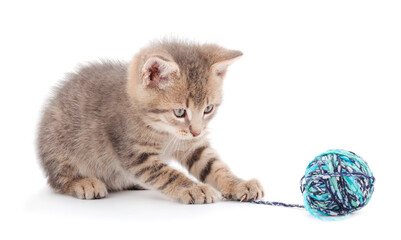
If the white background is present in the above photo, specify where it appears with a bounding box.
[1,0,400,239]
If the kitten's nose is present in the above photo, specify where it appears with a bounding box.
[189,125,201,137]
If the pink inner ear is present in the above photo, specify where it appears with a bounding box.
[147,61,169,88]
[149,62,160,81]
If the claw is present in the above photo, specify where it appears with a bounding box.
[240,194,247,202]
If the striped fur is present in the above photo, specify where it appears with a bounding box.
[37,40,263,203]
[179,146,264,202]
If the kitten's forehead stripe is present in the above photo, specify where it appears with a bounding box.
[161,42,211,107]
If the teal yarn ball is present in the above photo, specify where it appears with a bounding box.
[301,149,375,219]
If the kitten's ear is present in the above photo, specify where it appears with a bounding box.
[210,49,243,78]
[141,57,180,89]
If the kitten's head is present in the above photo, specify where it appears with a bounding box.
[128,40,242,140]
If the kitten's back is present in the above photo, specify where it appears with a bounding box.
[38,60,131,191]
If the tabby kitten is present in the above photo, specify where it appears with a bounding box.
[38,40,264,203]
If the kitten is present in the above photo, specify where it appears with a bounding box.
[37,40,264,203]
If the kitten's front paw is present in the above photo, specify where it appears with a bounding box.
[179,184,218,204]
[222,179,264,202]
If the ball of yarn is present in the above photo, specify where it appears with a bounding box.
[301,149,375,219]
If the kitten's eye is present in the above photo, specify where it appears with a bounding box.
[204,105,214,114]
[173,108,186,118]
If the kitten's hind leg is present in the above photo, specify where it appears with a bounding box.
[69,178,108,200]
[45,160,108,199]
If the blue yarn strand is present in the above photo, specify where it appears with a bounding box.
[249,200,304,209]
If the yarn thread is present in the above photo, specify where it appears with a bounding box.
[249,150,375,220]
